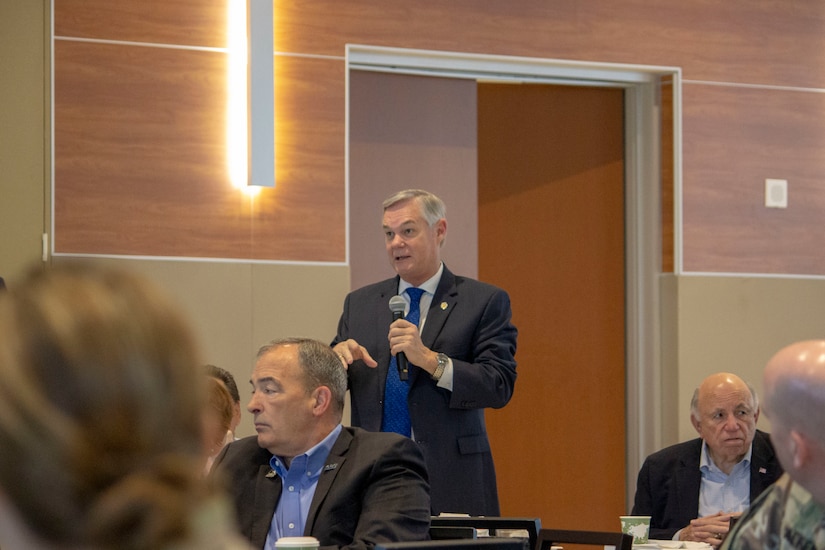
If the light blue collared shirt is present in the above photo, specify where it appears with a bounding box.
[264,424,343,549]
[697,440,752,518]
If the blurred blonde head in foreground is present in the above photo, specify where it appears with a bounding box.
[0,262,248,550]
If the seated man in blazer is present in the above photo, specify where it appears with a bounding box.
[211,337,431,550]
[632,372,783,547]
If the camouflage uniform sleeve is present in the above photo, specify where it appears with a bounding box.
[721,473,825,550]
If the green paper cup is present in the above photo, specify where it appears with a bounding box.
[620,516,651,544]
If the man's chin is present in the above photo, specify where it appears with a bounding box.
[717,442,748,458]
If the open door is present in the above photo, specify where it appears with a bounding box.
[347,44,675,520]
[479,82,626,529]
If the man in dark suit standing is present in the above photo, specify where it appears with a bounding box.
[331,189,518,516]
[632,372,782,547]
[212,338,431,549]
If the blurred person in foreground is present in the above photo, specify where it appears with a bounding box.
[721,340,825,550]
[632,372,782,547]
[211,337,430,550]
[331,189,517,516]
[0,262,249,550]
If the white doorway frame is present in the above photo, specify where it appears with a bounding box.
[346,44,682,508]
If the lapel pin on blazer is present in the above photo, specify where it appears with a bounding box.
[440,302,448,310]
[266,469,277,478]
[323,463,338,472]
[759,467,767,474]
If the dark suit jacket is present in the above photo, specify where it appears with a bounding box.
[631,430,783,540]
[211,427,430,550]
[331,265,517,516]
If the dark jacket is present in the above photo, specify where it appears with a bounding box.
[631,430,783,540]
[331,265,517,516]
[212,427,431,550]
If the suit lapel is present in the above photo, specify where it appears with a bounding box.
[419,266,456,348]
[304,429,351,535]
[675,442,702,522]
[251,463,282,548]
[410,267,456,384]
[749,431,778,496]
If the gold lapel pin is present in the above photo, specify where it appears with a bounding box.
[440,302,448,310]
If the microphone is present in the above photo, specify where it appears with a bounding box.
[388,295,408,381]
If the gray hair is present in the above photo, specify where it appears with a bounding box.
[383,189,446,227]
[256,338,348,414]
[690,379,759,422]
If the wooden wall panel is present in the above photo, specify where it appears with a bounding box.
[54,0,226,47]
[276,0,825,87]
[682,83,825,274]
[54,41,240,257]
[53,0,825,270]
[246,55,346,262]
[53,42,345,261]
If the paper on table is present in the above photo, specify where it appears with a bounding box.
[637,541,712,549]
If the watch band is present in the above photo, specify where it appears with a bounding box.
[431,353,448,381]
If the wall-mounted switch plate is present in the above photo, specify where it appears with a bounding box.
[765,178,788,208]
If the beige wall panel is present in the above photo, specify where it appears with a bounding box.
[249,263,350,354]
[658,274,682,447]
[675,275,825,442]
[54,0,226,48]
[52,256,351,439]
[682,83,825,275]
[661,80,674,273]
[0,0,47,280]
[277,0,825,87]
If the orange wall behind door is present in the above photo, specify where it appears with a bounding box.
[479,83,627,530]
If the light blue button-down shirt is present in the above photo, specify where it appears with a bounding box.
[697,440,752,518]
[264,424,343,549]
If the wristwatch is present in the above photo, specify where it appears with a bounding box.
[431,353,448,381]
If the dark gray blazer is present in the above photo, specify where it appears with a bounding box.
[211,427,430,550]
[332,265,518,516]
[631,430,783,540]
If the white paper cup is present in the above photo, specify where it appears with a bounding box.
[275,536,320,550]
[619,515,651,544]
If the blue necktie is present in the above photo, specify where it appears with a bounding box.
[382,287,425,437]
